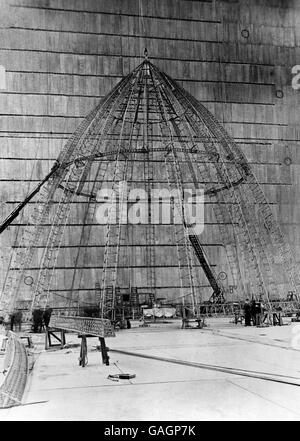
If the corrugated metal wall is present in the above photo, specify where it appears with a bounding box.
[0,0,300,304]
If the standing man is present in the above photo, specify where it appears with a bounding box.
[43,305,53,328]
[10,312,15,331]
[3,312,10,331]
[32,309,44,333]
[250,298,257,326]
[14,310,22,332]
[255,300,262,326]
[243,298,251,326]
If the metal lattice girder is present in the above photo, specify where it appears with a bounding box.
[50,315,115,338]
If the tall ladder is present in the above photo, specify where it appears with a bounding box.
[143,95,157,302]
[95,282,102,310]
[149,66,197,313]
[31,160,91,310]
[100,72,142,320]
[148,292,155,307]
[115,287,122,318]
[130,287,139,318]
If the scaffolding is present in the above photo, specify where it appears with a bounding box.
[1,57,299,322]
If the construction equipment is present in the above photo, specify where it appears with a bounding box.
[188,235,225,304]
[0,161,60,235]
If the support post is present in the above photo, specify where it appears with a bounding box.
[99,337,109,365]
[45,328,49,350]
[45,327,65,350]
[61,330,66,348]
[79,335,87,367]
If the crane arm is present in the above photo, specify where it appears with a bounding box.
[188,234,225,303]
[0,161,61,235]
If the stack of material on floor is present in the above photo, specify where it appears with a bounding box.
[143,307,176,318]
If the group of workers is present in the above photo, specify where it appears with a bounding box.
[243,298,265,326]
[32,306,53,332]
[0,311,23,331]
[0,306,53,333]
[9,310,23,331]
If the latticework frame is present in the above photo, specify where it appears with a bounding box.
[1,59,299,317]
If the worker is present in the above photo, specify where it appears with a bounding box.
[43,305,53,328]
[32,309,43,333]
[3,312,10,331]
[250,299,256,325]
[243,298,251,326]
[14,310,22,332]
[10,312,15,331]
[254,300,262,326]
[0,316,4,333]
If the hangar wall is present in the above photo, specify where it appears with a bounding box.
[0,0,300,305]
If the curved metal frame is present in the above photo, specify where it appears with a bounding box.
[1,58,298,319]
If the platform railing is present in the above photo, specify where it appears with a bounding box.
[192,300,300,317]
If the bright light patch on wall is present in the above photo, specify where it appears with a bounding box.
[0,66,6,90]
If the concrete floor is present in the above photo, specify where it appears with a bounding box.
[1,318,300,421]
